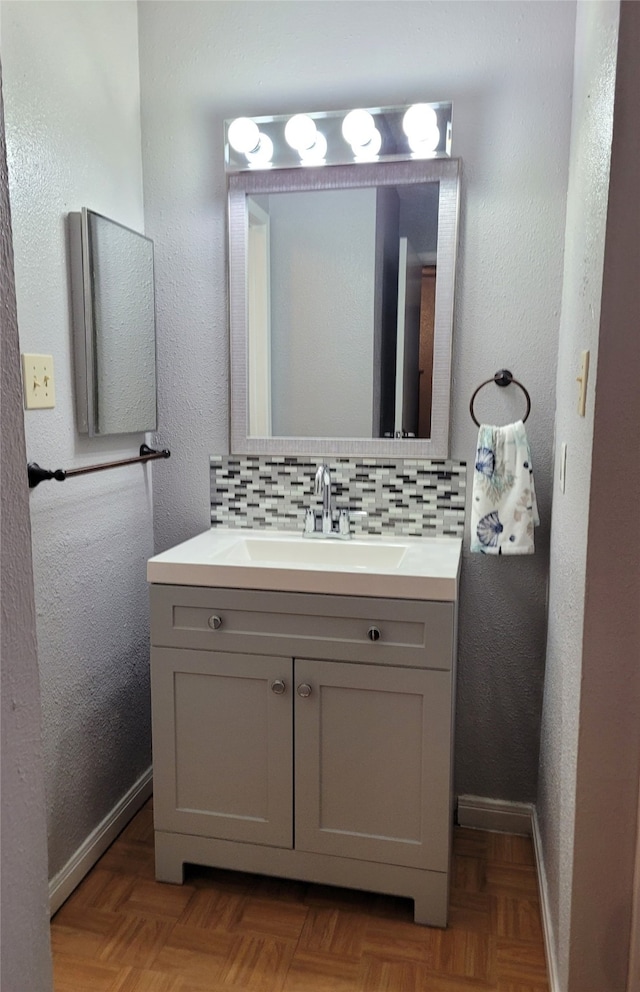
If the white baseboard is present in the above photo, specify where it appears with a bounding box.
[531,808,561,992]
[456,794,534,835]
[49,765,153,916]
[456,796,559,992]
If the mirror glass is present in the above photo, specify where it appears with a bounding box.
[229,159,460,458]
[70,209,157,436]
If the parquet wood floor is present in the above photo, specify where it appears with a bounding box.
[51,800,549,991]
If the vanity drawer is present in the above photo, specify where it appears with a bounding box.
[150,585,454,670]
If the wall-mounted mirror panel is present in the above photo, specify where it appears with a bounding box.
[229,158,460,457]
[69,208,157,436]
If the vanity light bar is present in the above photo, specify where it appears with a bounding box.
[224,102,452,171]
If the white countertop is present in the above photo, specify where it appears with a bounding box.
[147,528,462,602]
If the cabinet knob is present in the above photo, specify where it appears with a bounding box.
[207,614,223,630]
[271,679,286,695]
[297,683,312,698]
[367,626,381,642]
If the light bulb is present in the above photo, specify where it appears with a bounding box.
[284,114,317,152]
[342,109,376,147]
[352,127,382,161]
[227,117,260,155]
[300,130,327,165]
[402,104,438,143]
[245,132,273,167]
[408,123,440,156]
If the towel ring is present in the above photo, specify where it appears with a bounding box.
[469,369,531,427]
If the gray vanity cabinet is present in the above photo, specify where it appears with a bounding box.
[149,584,457,926]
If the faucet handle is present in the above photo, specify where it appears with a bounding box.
[303,508,317,535]
[338,508,367,537]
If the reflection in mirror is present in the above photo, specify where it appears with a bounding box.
[248,184,438,440]
[69,209,157,436]
[229,159,460,458]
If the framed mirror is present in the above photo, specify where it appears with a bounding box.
[69,208,157,436]
[229,157,460,457]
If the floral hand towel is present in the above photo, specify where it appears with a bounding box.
[470,420,539,554]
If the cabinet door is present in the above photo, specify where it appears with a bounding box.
[294,658,451,871]
[152,648,292,847]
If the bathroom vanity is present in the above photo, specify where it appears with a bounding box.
[147,528,461,926]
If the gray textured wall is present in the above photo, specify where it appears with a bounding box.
[139,0,576,802]
[538,3,640,989]
[0,75,53,992]
[536,2,618,984]
[1,1,154,880]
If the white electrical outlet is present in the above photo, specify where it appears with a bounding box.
[22,354,56,409]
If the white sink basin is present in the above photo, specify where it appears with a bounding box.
[148,528,461,602]
[221,536,408,569]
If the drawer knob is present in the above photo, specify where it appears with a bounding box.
[271,679,286,695]
[297,683,312,698]
[207,614,223,630]
[367,626,381,642]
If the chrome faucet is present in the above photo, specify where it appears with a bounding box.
[315,463,333,535]
[303,464,367,539]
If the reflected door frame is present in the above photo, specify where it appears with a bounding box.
[247,199,272,437]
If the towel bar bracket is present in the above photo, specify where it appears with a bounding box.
[494,369,514,387]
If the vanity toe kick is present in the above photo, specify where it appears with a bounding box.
[153,830,450,928]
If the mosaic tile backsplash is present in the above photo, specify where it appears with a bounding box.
[210,456,466,537]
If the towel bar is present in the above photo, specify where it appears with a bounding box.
[27,444,170,489]
[469,370,531,427]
